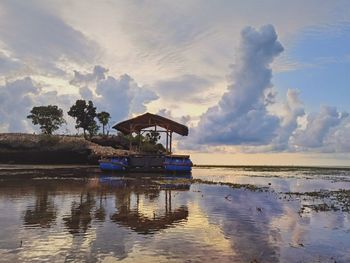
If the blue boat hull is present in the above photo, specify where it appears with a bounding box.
[99,155,192,173]
[99,157,128,171]
[164,164,192,172]
[99,162,126,171]
[164,156,192,173]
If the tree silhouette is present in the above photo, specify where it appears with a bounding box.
[97,111,111,136]
[27,105,65,135]
[68,100,98,138]
[145,131,161,145]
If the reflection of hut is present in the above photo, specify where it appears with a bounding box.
[111,206,188,234]
[63,193,95,234]
[110,179,189,234]
[113,112,189,155]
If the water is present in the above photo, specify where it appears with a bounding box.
[0,166,350,262]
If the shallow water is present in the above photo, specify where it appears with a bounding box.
[0,166,350,262]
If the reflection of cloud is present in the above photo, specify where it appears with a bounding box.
[193,184,284,261]
[101,245,171,263]
[18,233,74,262]
[2,176,350,262]
[270,206,308,247]
[182,202,234,253]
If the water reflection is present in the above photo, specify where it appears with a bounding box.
[24,189,56,228]
[111,189,188,234]
[21,175,192,237]
[101,175,190,234]
[0,168,350,262]
[63,192,96,234]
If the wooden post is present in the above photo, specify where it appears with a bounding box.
[170,131,173,155]
[169,190,172,212]
[165,130,169,154]
[165,190,168,213]
[138,131,141,152]
[129,124,132,151]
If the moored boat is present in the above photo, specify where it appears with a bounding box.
[99,154,193,173]
[99,156,128,171]
[164,155,193,173]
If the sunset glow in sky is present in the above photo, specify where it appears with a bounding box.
[1,0,350,165]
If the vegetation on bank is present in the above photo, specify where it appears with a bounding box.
[24,99,165,154]
[0,99,168,164]
[0,133,132,164]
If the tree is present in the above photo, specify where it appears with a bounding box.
[27,105,65,135]
[97,111,111,136]
[68,100,98,138]
[145,131,161,145]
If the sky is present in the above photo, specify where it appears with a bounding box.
[0,0,350,166]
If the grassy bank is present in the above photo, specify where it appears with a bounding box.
[0,133,132,164]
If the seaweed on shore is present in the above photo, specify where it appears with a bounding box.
[283,189,350,213]
[154,178,270,192]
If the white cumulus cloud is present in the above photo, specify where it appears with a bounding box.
[70,66,159,123]
[189,25,283,146]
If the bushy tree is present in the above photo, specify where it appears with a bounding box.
[27,105,65,135]
[97,111,111,136]
[68,100,98,138]
[145,131,161,145]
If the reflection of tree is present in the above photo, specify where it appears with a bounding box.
[24,190,56,228]
[63,192,95,234]
[94,193,106,222]
[111,187,188,234]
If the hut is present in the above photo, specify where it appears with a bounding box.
[112,112,188,154]
[99,113,193,173]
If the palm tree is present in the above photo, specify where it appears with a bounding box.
[97,111,111,136]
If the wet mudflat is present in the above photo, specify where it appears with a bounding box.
[0,166,350,262]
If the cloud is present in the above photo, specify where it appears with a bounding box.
[188,25,283,146]
[58,0,350,87]
[70,66,159,123]
[0,51,23,75]
[270,89,305,151]
[153,74,214,103]
[0,0,99,75]
[70,66,108,85]
[291,106,349,150]
[0,78,38,132]
[0,77,75,132]
[157,109,191,127]
[174,25,350,154]
[323,118,350,152]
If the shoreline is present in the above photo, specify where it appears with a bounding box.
[194,164,350,170]
[1,163,350,171]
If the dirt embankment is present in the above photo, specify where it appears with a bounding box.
[0,133,133,164]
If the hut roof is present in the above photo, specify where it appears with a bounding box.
[112,112,189,136]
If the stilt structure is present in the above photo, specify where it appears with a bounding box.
[112,112,188,155]
[99,112,192,173]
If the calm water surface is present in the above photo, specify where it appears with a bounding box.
[0,166,350,262]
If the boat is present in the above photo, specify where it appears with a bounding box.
[99,156,128,171]
[99,154,192,173]
[164,155,192,173]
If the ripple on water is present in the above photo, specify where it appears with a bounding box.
[0,167,349,262]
